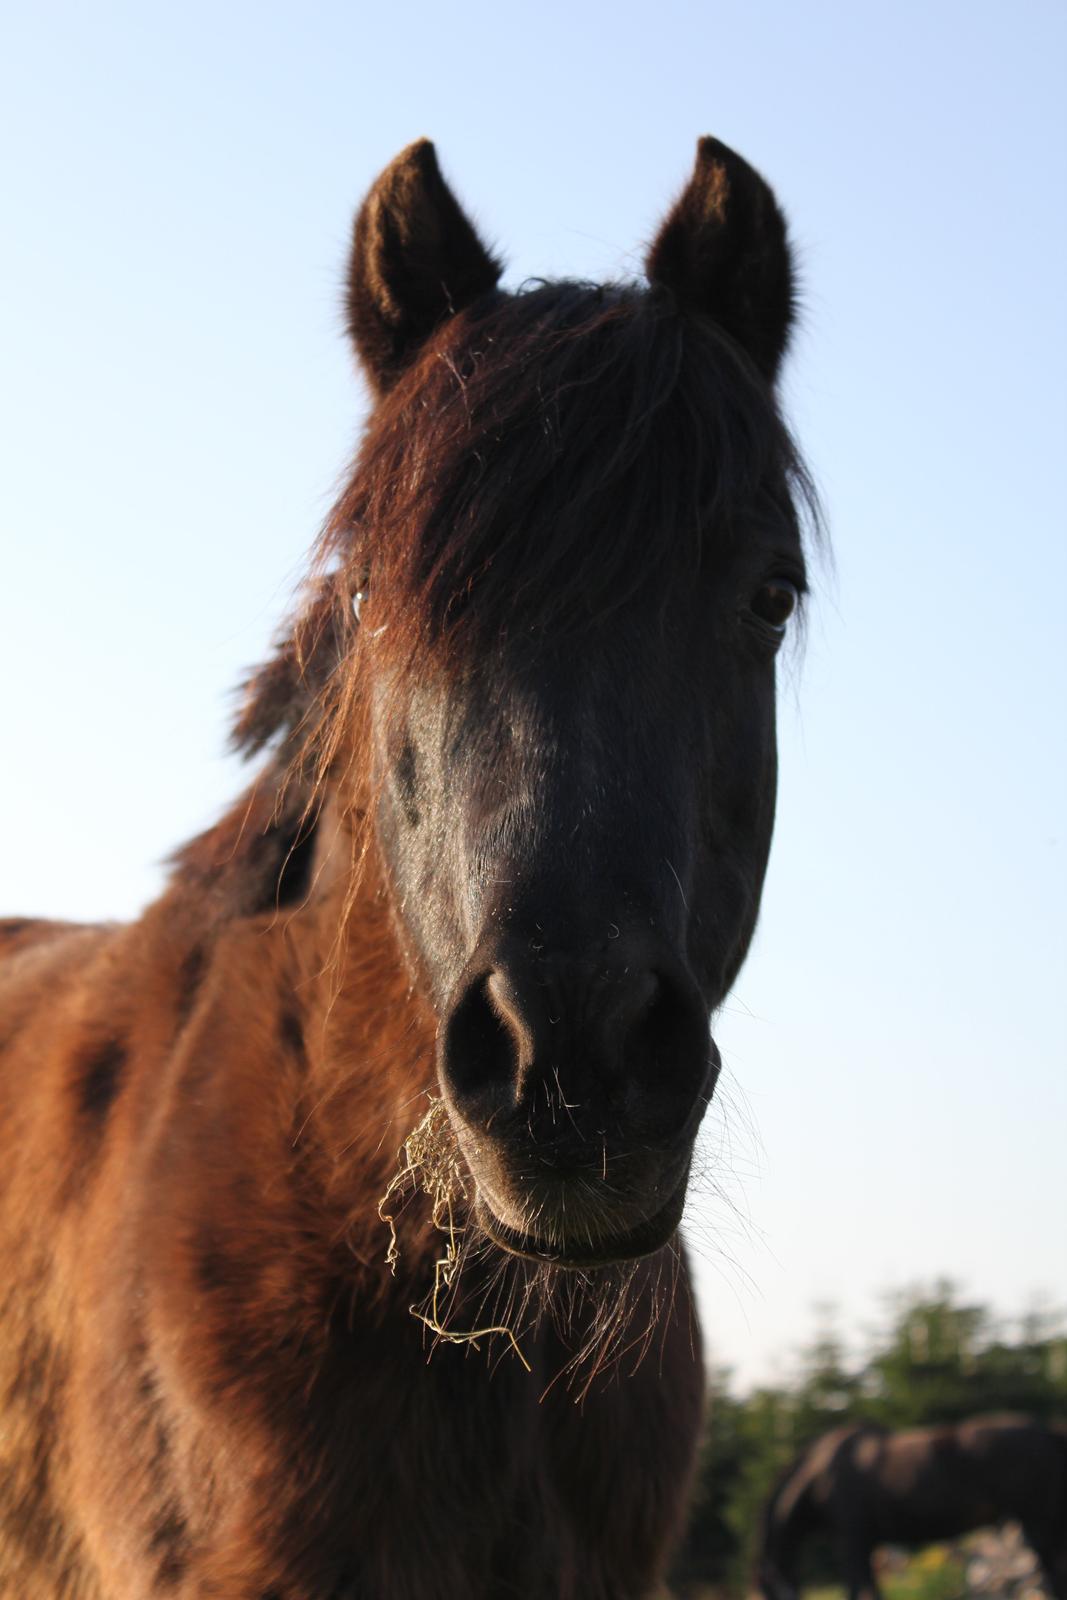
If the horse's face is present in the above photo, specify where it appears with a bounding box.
[364,540,798,1267]
[343,139,805,1268]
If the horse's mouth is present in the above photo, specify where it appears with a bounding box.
[473,1173,689,1269]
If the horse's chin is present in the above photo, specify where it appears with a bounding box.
[472,1173,689,1270]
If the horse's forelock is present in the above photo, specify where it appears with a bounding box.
[324,279,815,662]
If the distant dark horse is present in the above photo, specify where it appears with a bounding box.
[757,1416,1067,1600]
[0,136,814,1597]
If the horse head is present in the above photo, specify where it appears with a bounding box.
[319,138,810,1271]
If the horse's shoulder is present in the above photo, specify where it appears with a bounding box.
[0,917,117,1014]
[802,1422,883,1485]
[0,916,100,960]
[958,1409,1033,1434]
[823,1420,882,1456]
[0,918,128,1132]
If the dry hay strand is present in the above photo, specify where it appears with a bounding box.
[378,1097,531,1371]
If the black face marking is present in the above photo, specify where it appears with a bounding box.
[175,944,207,1023]
[394,738,421,827]
[0,1305,69,1568]
[196,1229,231,1296]
[0,1438,64,1567]
[0,1008,29,1057]
[74,1038,127,1123]
[129,1332,194,1589]
[148,1507,190,1588]
[279,1005,306,1067]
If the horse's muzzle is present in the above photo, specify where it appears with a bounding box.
[437,935,718,1265]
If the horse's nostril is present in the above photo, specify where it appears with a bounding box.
[440,973,521,1123]
[603,968,661,1042]
[441,952,712,1141]
[619,970,713,1135]
[626,974,675,1055]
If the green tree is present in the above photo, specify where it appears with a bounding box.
[863,1281,1067,1425]
[863,1280,992,1424]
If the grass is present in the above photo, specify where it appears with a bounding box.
[801,1545,969,1600]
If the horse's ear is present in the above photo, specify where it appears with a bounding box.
[346,139,503,395]
[646,137,795,383]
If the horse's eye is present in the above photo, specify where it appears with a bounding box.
[750,579,799,633]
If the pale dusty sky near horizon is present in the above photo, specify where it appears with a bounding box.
[2,0,1065,1390]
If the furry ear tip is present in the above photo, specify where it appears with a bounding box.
[694,134,726,163]
[647,138,793,382]
[693,137,750,197]
[370,138,440,196]
[347,139,500,392]
[395,137,438,172]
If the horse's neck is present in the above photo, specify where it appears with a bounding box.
[292,844,441,1251]
[146,808,441,1295]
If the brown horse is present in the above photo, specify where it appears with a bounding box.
[0,136,814,1598]
[757,1415,1067,1600]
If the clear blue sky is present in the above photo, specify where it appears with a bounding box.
[2,0,1064,1388]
